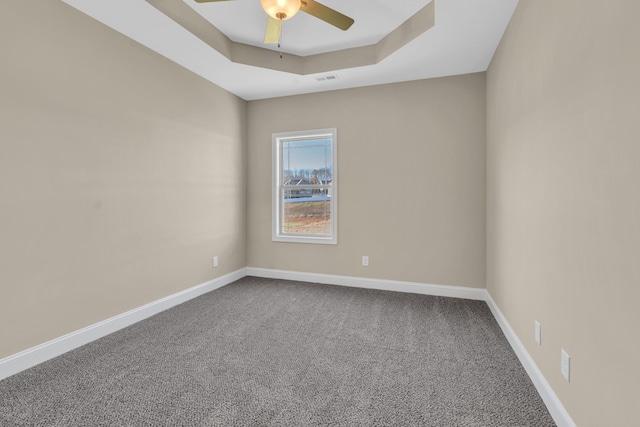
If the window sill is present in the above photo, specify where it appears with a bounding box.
[272,235,337,245]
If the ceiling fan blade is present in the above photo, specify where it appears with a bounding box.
[194,0,232,3]
[264,16,282,44]
[300,0,354,31]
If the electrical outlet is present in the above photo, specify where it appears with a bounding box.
[534,320,541,345]
[362,256,369,267]
[561,349,570,382]
[213,256,218,267]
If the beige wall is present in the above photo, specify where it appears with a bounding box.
[0,1,247,358]
[9,1,636,422]
[487,0,640,425]
[247,74,486,288]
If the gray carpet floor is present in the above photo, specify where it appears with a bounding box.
[0,276,555,426]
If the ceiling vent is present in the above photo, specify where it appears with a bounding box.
[316,74,339,82]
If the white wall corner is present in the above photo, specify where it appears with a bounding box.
[0,268,247,381]
[484,292,576,427]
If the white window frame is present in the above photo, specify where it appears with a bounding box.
[272,128,337,244]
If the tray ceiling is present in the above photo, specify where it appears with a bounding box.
[61,0,519,100]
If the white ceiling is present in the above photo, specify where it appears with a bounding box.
[193,0,429,56]
[62,0,519,101]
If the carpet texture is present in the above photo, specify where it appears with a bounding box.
[0,277,555,426]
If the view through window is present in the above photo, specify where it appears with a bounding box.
[272,129,337,244]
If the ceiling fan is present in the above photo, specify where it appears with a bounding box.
[194,0,355,44]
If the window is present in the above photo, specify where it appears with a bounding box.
[272,128,337,244]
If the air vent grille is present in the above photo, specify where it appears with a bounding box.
[316,74,339,82]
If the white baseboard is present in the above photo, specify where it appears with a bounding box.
[0,268,246,381]
[485,293,576,427]
[0,265,574,427]
[248,267,574,427]
[246,267,487,301]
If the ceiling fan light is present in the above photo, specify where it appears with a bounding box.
[260,0,301,20]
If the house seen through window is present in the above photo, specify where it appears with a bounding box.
[272,129,337,244]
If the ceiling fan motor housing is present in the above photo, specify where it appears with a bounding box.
[260,0,301,20]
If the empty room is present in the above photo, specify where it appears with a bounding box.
[1,0,638,425]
